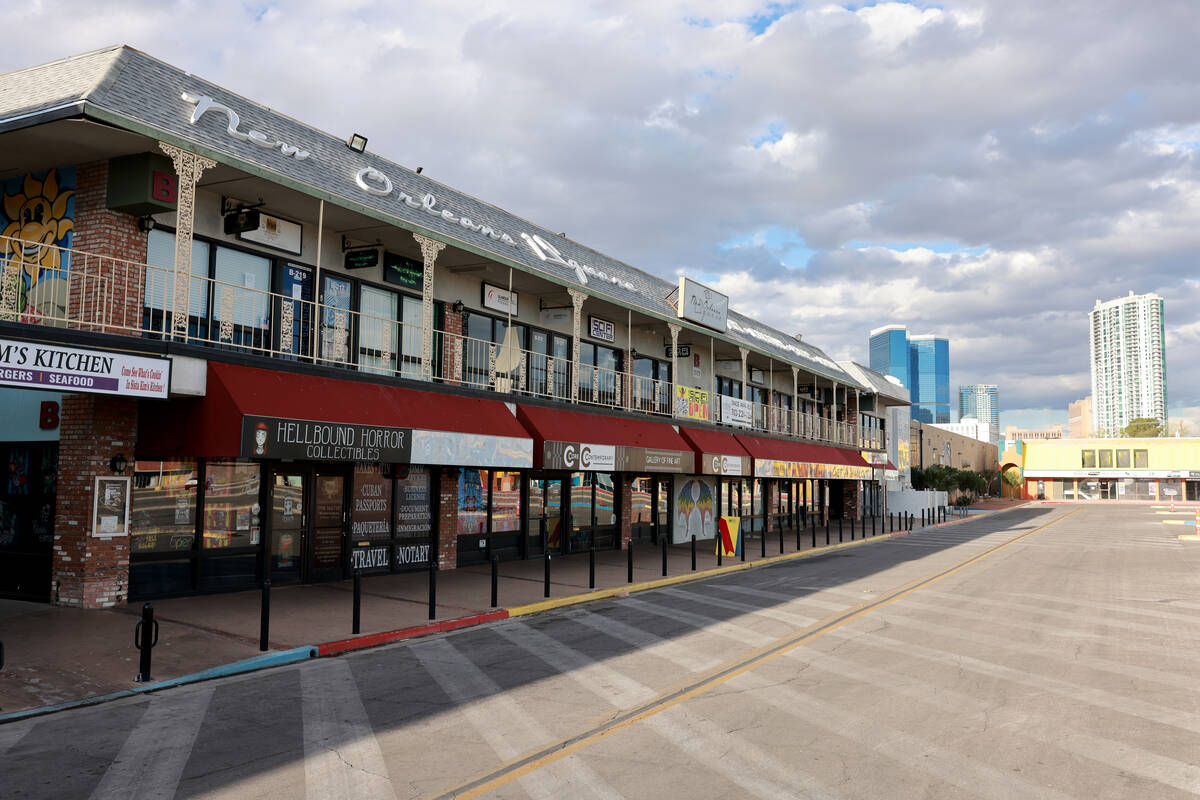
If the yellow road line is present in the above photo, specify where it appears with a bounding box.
[1163,520,1189,526]
[1178,534,1200,541]
[432,506,1079,800]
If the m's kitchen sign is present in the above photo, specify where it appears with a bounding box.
[0,338,169,399]
[542,440,693,473]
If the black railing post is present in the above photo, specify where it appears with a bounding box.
[760,525,766,558]
[825,518,830,546]
[589,546,596,589]
[838,518,843,543]
[741,528,747,561]
[544,551,551,598]
[811,517,816,549]
[889,512,893,532]
[428,556,437,620]
[491,555,500,607]
[627,541,634,583]
[259,578,270,652]
[133,602,157,683]
[779,520,784,554]
[662,535,668,576]
[352,569,362,635]
[691,535,697,571]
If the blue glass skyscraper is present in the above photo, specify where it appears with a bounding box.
[868,326,950,423]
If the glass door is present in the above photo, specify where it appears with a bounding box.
[525,475,564,556]
[309,472,347,582]
[270,471,305,584]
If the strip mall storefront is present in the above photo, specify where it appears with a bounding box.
[1017,438,1200,502]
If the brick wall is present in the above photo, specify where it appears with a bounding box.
[842,480,861,520]
[70,160,148,334]
[52,395,138,607]
[439,302,463,385]
[51,159,146,607]
[436,467,459,568]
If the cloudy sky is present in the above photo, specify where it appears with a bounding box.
[9,1,1200,431]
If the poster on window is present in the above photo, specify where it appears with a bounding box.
[672,475,715,543]
[395,466,432,567]
[92,476,130,538]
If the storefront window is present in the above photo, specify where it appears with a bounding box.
[351,463,391,545]
[1078,479,1098,501]
[1061,479,1076,500]
[595,473,616,526]
[320,275,353,363]
[1098,450,1113,469]
[213,246,271,347]
[131,460,198,554]
[1160,479,1183,502]
[395,466,433,566]
[458,469,487,535]
[1134,449,1149,469]
[631,478,652,524]
[1129,479,1155,500]
[492,471,521,532]
[1081,450,1096,469]
[358,286,399,375]
[1115,450,1130,469]
[203,461,260,548]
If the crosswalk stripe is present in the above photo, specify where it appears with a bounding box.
[88,685,214,800]
[415,637,624,799]
[620,596,775,647]
[301,659,396,800]
[496,617,841,799]
[0,720,31,758]
[567,609,719,672]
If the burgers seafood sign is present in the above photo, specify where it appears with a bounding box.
[0,338,169,398]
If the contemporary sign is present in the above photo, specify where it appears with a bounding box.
[482,282,518,315]
[677,277,728,331]
[0,338,169,399]
[700,453,748,476]
[720,396,753,429]
[542,441,693,473]
[588,315,615,343]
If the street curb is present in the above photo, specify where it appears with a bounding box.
[316,610,510,656]
[0,646,317,725]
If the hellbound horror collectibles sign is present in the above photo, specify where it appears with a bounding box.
[241,416,412,462]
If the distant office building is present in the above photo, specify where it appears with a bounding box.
[869,326,950,423]
[1089,292,1166,436]
[932,417,991,444]
[959,385,999,442]
[1068,397,1093,439]
[1004,424,1064,440]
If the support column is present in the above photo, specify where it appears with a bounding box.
[158,144,216,341]
[791,366,800,438]
[738,347,748,390]
[413,233,446,381]
[569,289,587,402]
[436,467,459,569]
[668,322,680,411]
[619,475,635,550]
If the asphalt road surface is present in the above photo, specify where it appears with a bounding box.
[3,504,1200,799]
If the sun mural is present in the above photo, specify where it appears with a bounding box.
[0,167,76,318]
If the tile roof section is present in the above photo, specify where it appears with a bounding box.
[838,361,911,404]
[0,45,859,388]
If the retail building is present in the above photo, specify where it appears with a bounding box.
[0,46,906,607]
[1006,438,1200,502]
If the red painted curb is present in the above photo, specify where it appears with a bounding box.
[317,609,510,656]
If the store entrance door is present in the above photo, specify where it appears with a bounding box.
[309,472,348,583]
[269,467,349,584]
[526,474,565,557]
[269,471,305,584]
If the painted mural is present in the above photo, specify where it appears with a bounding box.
[0,167,76,322]
[673,475,715,543]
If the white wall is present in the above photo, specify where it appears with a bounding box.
[886,489,947,515]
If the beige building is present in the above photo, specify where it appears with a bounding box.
[1068,397,1094,439]
[912,421,998,474]
[1004,424,1064,440]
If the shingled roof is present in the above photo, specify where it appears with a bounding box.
[0,45,864,389]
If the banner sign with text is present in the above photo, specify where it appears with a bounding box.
[0,337,169,399]
[542,440,694,473]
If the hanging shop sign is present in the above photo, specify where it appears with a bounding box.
[699,453,748,476]
[237,212,303,255]
[384,251,423,290]
[676,277,728,330]
[588,315,615,343]
[344,248,380,271]
[674,386,710,420]
[0,338,170,399]
[482,282,518,315]
[752,459,874,481]
[542,440,693,473]
[665,344,690,358]
[242,416,412,462]
[720,395,753,428]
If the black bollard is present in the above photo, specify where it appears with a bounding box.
[779,521,784,554]
[544,550,551,598]
[662,535,668,576]
[889,512,893,532]
[718,537,723,566]
[491,555,500,607]
[760,526,766,558]
[741,528,747,561]
[691,535,697,571]
[796,521,802,551]
[428,556,437,620]
[825,519,830,546]
[589,547,596,590]
[811,517,817,549]
[133,602,158,683]
[839,518,843,543]
[259,578,270,652]
[872,514,876,537]
[851,518,856,540]
[627,542,634,583]
[352,569,362,635]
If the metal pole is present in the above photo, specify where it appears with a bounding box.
[491,555,499,607]
[691,535,696,571]
[838,518,843,543]
[310,198,324,361]
[352,569,362,635]
[825,518,830,546]
[779,519,784,554]
[661,535,668,576]
[589,546,596,589]
[544,551,551,598]
[134,603,157,683]
[811,516,816,549]
[428,556,437,620]
[760,523,766,558]
[627,541,634,583]
[259,579,270,652]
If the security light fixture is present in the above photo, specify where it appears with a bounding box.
[347,133,368,153]
[415,167,423,174]
[137,216,156,233]
[452,300,465,314]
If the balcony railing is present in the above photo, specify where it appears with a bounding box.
[0,235,880,451]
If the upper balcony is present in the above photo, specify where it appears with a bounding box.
[0,232,889,452]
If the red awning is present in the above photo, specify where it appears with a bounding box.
[734,433,874,478]
[677,426,752,476]
[138,362,533,466]
[517,405,695,473]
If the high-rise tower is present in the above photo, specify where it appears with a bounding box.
[959,385,999,442]
[1089,292,1166,436]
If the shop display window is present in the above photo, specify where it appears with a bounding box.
[491,471,521,532]
[458,468,487,535]
[1115,450,1130,469]
[131,460,199,554]
[203,460,261,549]
[1081,450,1096,469]
[351,463,392,545]
[630,478,652,524]
[1098,450,1113,469]
[595,473,615,526]
[1134,449,1149,469]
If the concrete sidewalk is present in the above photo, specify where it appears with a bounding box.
[0,512,956,719]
